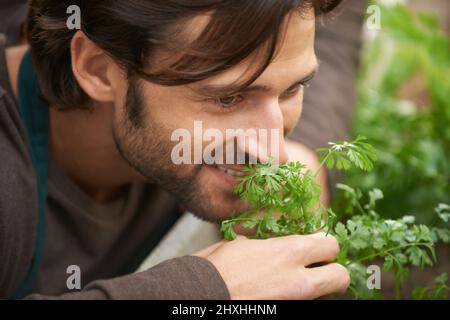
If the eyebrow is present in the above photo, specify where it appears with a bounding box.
[192,65,319,97]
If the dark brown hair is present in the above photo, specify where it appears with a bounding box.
[26,0,342,109]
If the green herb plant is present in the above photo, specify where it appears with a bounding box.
[220,136,450,299]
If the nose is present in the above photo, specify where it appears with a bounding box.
[238,99,289,165]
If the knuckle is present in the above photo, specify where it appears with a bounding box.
[272,235,302,256]
[287,235,308,256]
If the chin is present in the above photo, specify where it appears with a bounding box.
[183,164,251,223]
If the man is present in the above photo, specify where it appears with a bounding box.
[0,0,364,299]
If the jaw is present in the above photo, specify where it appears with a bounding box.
[178,164,251,222]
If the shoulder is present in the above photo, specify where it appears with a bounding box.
[0,38,38,299]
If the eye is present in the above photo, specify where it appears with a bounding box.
[214,95,244,109]
[280,84,305,99]
[287,85,302,95]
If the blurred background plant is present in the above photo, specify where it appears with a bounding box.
[330,0,450,299]
[333,0,450,226]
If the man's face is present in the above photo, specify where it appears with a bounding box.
[112,12,317,222]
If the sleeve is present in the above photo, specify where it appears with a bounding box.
[0,88,39,298]
[288,0,367,197]
[25,256,231,300]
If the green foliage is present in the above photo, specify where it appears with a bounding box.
[222,136,377,241]
[221,160,327,240]
[220,137,450,299]
[334,185,450,299]
[317,135,377,172]
[341,1,450,224]
[412,273,449,300]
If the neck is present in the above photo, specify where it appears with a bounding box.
[49,104,145,202]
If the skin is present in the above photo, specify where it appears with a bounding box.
[195,233,348,300]
[6,10,346,299]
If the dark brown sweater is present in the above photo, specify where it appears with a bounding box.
[0,0,366,299]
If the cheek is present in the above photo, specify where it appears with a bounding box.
[110,69,130,115]
[282,90,304,133]
[144,94,204,149]
[111,98,129,136]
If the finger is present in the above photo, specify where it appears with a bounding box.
[304,263,350,299]
[279,232,340,266]
[304,233,340,266]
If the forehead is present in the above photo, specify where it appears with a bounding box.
[190,11,317,92]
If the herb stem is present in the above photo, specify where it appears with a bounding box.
[314,151,332,178]
[346,242,434,266]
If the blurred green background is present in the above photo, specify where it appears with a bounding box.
[330,0,449,299]
[333,0,450,227]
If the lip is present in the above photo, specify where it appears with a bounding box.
[204,164,244,188]
[215,164,246,171]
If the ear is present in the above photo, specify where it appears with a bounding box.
[70,31,115,103]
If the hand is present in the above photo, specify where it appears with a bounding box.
[194,232,350,300]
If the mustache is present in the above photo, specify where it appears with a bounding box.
[201,136,285,166]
